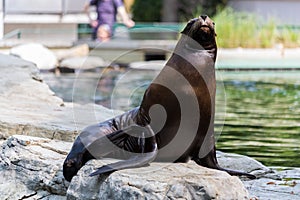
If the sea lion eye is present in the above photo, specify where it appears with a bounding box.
[213,22,215,25]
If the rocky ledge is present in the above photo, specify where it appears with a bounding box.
[0,53,299,199]
[0,53,121,142]
[0,135,299,200]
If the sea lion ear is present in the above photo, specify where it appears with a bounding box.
[181,23,192,34]
[181,25,189,34]
[181,18,197,34]
[181,25,190,34]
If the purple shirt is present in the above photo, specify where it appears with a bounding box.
[90,0,124,32]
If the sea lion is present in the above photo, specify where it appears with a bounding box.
[63,15,256,182]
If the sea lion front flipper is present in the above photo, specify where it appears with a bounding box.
[90,125,158,176]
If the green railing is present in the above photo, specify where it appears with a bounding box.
[77,22,183,34]
[4,23,300,41]
[78,22,184,40]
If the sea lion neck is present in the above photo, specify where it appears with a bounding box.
[174,34,217,62]
[201,41,217,62]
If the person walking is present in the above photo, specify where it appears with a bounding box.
[84,0,135,41]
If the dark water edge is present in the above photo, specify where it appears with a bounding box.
[42,70,300,167]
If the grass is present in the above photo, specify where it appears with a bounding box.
[212,7,300,48]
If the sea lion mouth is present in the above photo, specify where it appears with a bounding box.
[180,15,216,46]
[199,25,212,34]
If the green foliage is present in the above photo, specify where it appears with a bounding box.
[213,7,300,48]
[213,8,257,47]
[258,20,277,48]
[131,0,163,22]
[131,0,227,22]
[178,0,227,22]
[279,26,300,47]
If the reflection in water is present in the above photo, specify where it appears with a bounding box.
[42,70,300,167]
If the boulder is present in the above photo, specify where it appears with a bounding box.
[10,43,58,70]
[0,135,71,199]
[129,60,166,70]
[217,151,272,177]
[0,135,250,200]
[1,135,299,200]
[60,56,107,70]
[243,169,300,200]
[0,53,122,141]
[55,44,89,61]
[217,152,300,199]
[67,160,249,200]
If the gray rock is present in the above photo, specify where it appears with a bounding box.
[217,151,272,177]
[129,60,166,70]
[0,135,70,199]
[0,53,122,141]
[54,44,89,61]
[10,43,58,70]
[243,167,300,200]
[216,152,300,199]
[60,56,107,70]
[0,135,250,200]
[67,160,249,200]
[67,152,299,200]
[1,135,299,200]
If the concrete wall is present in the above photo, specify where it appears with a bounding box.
[4,23,77,41]
[4,0,86,14]
[228,0,300,25]
[5,0,62,14]
[64,0,87,14]
[1,0,88,42]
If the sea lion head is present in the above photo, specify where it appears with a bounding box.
[181,15,216,48]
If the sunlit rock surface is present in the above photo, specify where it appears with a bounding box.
[1,135,298,200]
[67,159,249,200]
[0,54,121,141]
[0,135,70,199]
[10,43,58,70]
[60,56,107,70]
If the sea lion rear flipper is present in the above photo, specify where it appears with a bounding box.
[89,150,157,176]
[194,147,256,179]
[90,125,158,176]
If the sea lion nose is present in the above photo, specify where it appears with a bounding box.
[200,15,208,21]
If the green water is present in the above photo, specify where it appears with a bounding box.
[42,70,300,167]
[215,71,300,167]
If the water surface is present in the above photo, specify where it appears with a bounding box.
[42,70,300,167]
